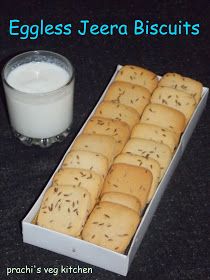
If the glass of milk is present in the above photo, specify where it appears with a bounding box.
[2,50,74,147]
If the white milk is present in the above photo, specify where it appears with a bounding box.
[4,61,74,138]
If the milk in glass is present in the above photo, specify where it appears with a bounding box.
[3,51,74,142]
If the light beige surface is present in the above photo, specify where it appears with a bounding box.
[62,150,109,179]
[37,185,91,237]
[114,153,161,203]
[53,168,103,210]
[82,201,140,253]
[131,123,178,152]
[102,163,152,210]
[94,101,140,131]
[104,81,150,115]
[101,192,141,214]
[159,72,202,103]
[151,86,196,122]
[122,138,172,178]
[83,117,130,155]
[140,103,186,134]
[71,134,116,166]
[115,65,158,92]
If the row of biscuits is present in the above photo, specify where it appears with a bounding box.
[36,65,154,244]
[36,65,202,254]
[107,66,202,204]
[81,67,162,252]
[81,66,159,253]
[81,66,203,252]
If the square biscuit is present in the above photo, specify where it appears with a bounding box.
[114,65,158,92]
[140,103,186,134]
[82,201,140,253]
[131,123,178,152]
[71,134,116,166]
[122,138,172,178]
[100,192,141,214]
[104,81,151,115]
[151,86,196,122]
[158,72,202,103]
[83,117,130,155]
[53,168,103,210]
[114,153,161,203]
[62,150,109,179]
[101,163,152,210]
[37,185,91,237]
[94,101,140,131]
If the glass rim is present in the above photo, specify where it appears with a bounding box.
[1,50,75,97]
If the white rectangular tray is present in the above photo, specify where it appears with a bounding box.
[22,65,209,276]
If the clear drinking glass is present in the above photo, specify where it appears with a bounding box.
[2,50,75,147]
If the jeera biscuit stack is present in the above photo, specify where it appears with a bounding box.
[36,65,202,254]
[37,185,91,236]
[104,81,151,115]
[151,87,196,122]
[52,168,103,210]
[114,65,158,92]
[113,153,161,203]
[94,101,140,131]
[82,202,140,254]
[158,72,202,103]
[83,117,130,155]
